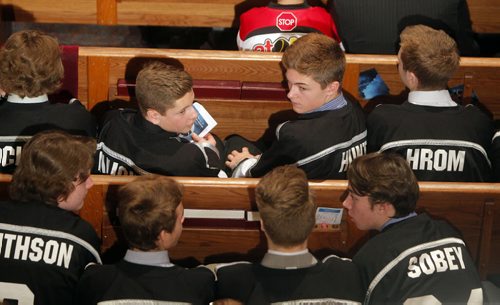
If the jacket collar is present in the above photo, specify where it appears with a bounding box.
[7,94,48,104]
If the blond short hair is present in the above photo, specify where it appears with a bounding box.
[135,61,193,115]
[256,165,316,247]
[282,33,345,89]
[399,25,460,90]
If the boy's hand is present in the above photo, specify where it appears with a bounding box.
[192,132,216,147]
[226,147,255,169]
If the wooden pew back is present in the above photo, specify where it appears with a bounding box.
[87,176,366,265]
[90,177,500,278]
[78,48,500,141]
[2,0,499,33]
[1,174,497,278]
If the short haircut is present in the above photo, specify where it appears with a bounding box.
[347,153,419,217]
[0,30,64,97]
[399,25,460,90]
[9,130,96,205]
[281,33,345,89]
[256,165,316,247]
[118,175,183,251]
[135,61,193,116]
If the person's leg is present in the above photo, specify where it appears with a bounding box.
[224,134,262,157]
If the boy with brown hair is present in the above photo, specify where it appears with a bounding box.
[226,33,366,179]
[367,24,494,182]
[95,61,227,177]
[343,152,484,304]
[0,130,101,305]
[216,165,363,304]
[0,30,97,173]
[77,175,215,304]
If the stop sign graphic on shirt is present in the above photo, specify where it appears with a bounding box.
[276,12,297,31]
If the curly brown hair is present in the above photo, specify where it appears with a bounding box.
[0,30,64,98]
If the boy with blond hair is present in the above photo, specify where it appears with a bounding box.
[367,25,494,181]
[227,33,366,179]
[216,165,363,304]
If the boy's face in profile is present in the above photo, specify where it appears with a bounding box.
[156,90,198,134]
[286,69,335,114]
[58,173,94,212]
[342,185,392,232]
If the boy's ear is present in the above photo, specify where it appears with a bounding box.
[325,81,341,96]
[145,109,161,125]
[156,229,174,250]
[406,71,419,90]
[259,219,266,232]
[376,201,396,218]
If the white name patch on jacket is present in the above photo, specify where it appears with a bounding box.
[339,141,367,172]
[97,151,135,175]
[406,149,465,172]
[407,246,465,278]
[0,233,74,269]
[0,145,23,167]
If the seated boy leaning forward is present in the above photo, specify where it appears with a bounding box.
[77,175,215,305]
[0,130,101,305]
[343,152,484,304]
[367,25,494,182]
[95,61,227,177]
[226,33,367,179]
[0,30,97,174]
[216,165,364,304]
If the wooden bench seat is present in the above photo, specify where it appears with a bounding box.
[2,0,499,33]
[0,174,498,279]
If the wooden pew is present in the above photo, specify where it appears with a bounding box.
[467,0,500,33]
[0,174,365,265]
[78,48,500,141]
[0,174,498,278]
[85,177,500,279]
[78,47,500,112]
[80,47,290,141]
[84,175,367,265]
[1,0,499,33]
